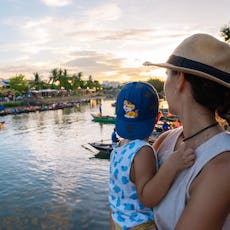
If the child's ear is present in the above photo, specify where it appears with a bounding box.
[155,112,161,123]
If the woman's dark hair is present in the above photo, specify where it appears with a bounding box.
[183,73,230,125]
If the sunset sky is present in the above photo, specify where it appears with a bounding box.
[0,0,229,82]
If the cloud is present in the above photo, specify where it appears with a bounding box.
[84,3,122,21]
[62,50,162,82]
[64,50,124,72]
[41,0,72,7]
[1,0,228,83]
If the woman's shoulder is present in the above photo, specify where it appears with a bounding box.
[191,150,230,195]
[153,127,183,151]
[204,150,230,177]
[179,151,230,230]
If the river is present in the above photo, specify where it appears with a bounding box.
[0,99,116,230]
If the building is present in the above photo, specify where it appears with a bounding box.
[102,81,120,89]
[0,79,10,90]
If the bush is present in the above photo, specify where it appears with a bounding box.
[0,101,24,108]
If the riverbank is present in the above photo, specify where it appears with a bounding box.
[0,93,107,117]
[27,93,105,105]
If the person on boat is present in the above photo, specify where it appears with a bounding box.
[111,128,119,149]
[162,121,170,132]
[173,119,181,128]
[109,82,195,230]
[144,33,230,230]
[99,103,102,117]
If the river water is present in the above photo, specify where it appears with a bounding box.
[0,99,116,230]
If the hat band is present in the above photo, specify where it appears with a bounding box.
[167,55,230,83]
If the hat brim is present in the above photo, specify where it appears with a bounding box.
[116,117,155,140]
[143,61,230,88]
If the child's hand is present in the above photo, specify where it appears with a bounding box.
[168,142,195,173]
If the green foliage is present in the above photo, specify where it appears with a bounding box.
[85,75,94,89]
[146,78,165,98]
[220,24,230,43]
[72,72,83,90]
[5,68,102,94]
[1,101,24,108]
[30,72,48,90]
[93,80,101,91]
[9,74,28,93]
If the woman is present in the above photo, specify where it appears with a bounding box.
[144,33,230,230]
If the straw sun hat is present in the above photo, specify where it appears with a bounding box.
[144,33,230,88]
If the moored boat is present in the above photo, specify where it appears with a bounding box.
[88,142,113,153]
[91,114,115,124]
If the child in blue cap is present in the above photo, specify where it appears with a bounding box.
[109,82,195,230]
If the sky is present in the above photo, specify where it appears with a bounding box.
[0,0,229,83]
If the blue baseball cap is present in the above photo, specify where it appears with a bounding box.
[115,82,159,140]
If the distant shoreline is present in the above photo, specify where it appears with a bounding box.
[26,94,106,105]
[0,94,113,117]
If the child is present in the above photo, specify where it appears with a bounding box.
[109,82,195,230]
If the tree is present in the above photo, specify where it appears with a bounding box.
[32,72,49,90]
[32,72,43,90]
[58,68,71,90]
[72,72,83,90]
[146,78,165,98]
[9,74,28,94]
[49,68,59,89]
[85,75,94,89]
[93,80,101,91]
[220,24,230,43]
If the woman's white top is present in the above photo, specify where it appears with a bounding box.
[155,127,230,230]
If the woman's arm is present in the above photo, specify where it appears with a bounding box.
[175,151,230,230]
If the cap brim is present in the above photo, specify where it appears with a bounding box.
[143,61,230,88]
[116,117,155,140]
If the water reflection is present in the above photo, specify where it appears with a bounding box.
[0,99,115,229]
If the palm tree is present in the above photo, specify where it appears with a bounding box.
[33,72,41,90]
[72,72,83,90]
[59,68,71,91]
[86,75,94,89]
[220,24,230,43]
[49,68,59,89]
[93,80,101,91]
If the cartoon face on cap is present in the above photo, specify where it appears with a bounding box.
[123,100,138,119]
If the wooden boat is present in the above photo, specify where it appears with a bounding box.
[88,133,161,159]
[91,114,115,124]
[89,142,113,153]
[88,142,112,159]
[89,132,159,155]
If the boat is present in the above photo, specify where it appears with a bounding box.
[88,132,160,155]
[88,131,162,160]
[91,114,115,124]
[89,142,113,153]
[88,142,112,159]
